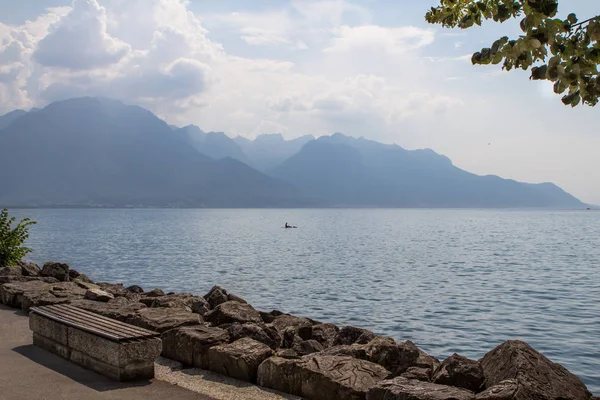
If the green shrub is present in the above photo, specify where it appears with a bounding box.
[0,208,37,267]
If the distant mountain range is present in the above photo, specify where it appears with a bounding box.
[0,97,587,208]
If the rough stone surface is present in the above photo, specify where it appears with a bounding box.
[208,338,273,383]
[480,340,591,400]
[0,275,59,285]
[161,324,230,368]
[271,314,313,334]
[259,309,284,324]
[71,299,147,322]
[258,354,390,400]
[400,366,432,382]
[69,270,93,283]
[95,282,129,297]
[204,285,247,309]
[367,377,476,400]
[322,338,438,377]
[432,353,484,392]
[0,280,85,311]
[191,297,211,316]
[141,293,203,311]
[145,288,165,297]
[127,307,202,333]
[18,261,41,276]
[205,301,262,326]
[40,262,70,282]
[0,265,22,276]
[310,323,340,348]
[126,285,144,294]
[334,326,376,346]
[227,322,281,350]
[475,380,519,400]
[84,288,114,302]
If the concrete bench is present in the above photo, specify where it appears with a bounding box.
[29,304,162,381]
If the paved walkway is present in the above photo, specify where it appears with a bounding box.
[0,305,214,400]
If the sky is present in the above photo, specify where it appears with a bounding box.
[0,0,598,204]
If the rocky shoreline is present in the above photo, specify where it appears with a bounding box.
[0,261,597,400]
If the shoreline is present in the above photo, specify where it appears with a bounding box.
[0,260,597,399]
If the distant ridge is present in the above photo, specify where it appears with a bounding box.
[0,97,587,209]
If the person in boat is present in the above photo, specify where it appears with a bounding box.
[285,222,290,228]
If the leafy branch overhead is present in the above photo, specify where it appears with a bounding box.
[0,208,37,267]
[426,0,600,107]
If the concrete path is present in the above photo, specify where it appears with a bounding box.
[0,305,214,400]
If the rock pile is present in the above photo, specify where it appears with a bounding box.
[0,260,594,400]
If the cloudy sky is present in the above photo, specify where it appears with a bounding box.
[1,0,598,204]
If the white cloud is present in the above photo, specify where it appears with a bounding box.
[34,0,130,70]
[325,25,435,54]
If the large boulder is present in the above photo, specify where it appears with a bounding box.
[140,293,201,310]
[84,288,114,302]
[311,323,340,348]
[0,265,22,276]
[18,261,41,277]
[323,338,439,377]
[367,377,475,400]
[191,297,211,316]
[204,301,262,326]
[259,309,285,324]
[161,325,230,368]
[227,323,282,350]
[144,288,165,297]
[258,354,390,400]
[0,280,85,311]
[204,285,246,308]
[432,353,485,392]
[0,276,59,285]
[96,282,129,297]
[334,326,377,345]
[270,314,314,334]
[207,338,273,383]
[70,299,147,322]
[40,262,70,282]
[400,366,432,382]
[126,285,144,294]
[480,340,592,400]
[127,307,202,333]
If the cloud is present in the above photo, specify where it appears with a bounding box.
[325,25,435,54]
[34,0,130,70]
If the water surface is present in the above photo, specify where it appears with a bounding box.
[12,208,600,393]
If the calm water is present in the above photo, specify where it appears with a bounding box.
[11,208,600,393]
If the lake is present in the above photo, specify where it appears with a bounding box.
[10,208,600,394]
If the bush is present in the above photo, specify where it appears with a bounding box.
[0,208,37,267]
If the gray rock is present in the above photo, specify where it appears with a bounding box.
[18,261,40,276]
[227,322,282,350]
[476,380,518,400]
[96,282,128,297]
[335,326,376,345]
[140,293,200,310]
[126,285,144,294]
[367,377,475,400]
[480,340,592,400]
[293,339,324,356]
[191,297,211,316]
[0,265,22,276]
[311,323,340,348]
[204,285,247,309]
[84,288,115,302]
[432,353,485,392]
[276,348,300,359]
[400,366,432,382]
[0,280,85,311]
[161,324,230,368]
[271,314,313,334]
[258,354,390,400]
[145,288,165,297]
[208,338,273,383]
[259,309,285,324]
[69,270,93,283]
[204,301,262,326]
[127,307,202,333]
[40,262,70,282]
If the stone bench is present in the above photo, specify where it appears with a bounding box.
[29,304,162,381]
